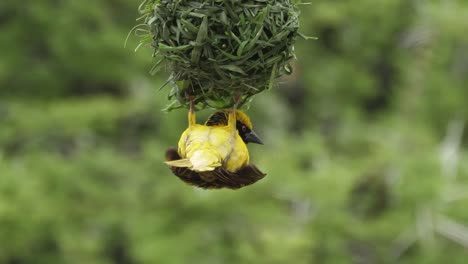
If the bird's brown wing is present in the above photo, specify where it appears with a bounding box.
[205,165,266,189]
[165,148,266,189]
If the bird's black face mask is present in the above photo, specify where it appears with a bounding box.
[236,121,263,145]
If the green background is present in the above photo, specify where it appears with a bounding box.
[1,0,468,263]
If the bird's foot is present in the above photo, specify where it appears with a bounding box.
[233,94,242,110]
[185,93,196,113]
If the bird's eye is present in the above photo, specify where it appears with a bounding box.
[242,125,247,132]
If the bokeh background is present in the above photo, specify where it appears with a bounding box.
[1,0,468,263]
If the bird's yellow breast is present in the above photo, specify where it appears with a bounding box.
[178,124,249,172]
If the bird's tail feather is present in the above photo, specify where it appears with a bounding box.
[165,159,192,168]
[165,158,219,172]
[165,150,221,172]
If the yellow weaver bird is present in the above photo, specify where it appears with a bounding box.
[165,101,266,189]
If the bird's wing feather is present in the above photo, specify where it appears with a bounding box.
[205,111,228,126]
[200,165,266,189]
[165,148,266,189]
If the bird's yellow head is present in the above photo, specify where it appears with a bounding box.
[205,110,263,144]
[234,111,253,130]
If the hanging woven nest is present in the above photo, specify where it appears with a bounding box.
[138,0,301,110]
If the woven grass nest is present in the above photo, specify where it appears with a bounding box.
[138,0,302,110]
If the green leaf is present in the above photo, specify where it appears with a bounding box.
[219,65,247,75]
[237,41,249,56]
[191,16,208,64]
[158,43,191,51]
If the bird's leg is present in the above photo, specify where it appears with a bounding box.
[187,95,196,127]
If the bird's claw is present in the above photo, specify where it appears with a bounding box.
[185,94,195,113]
[233,94,242,110]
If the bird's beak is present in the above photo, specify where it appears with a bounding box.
[245,130,263,145]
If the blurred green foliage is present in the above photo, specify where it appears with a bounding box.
[1,0,468,263]
[0,0,150,98]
